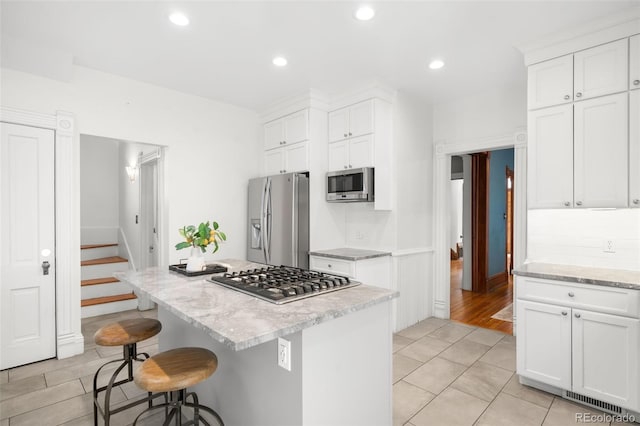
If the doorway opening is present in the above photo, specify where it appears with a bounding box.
[448,148,514,334]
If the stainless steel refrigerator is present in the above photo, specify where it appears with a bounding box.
[247,172,309,268]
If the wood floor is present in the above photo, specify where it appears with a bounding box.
[450,258,513,334]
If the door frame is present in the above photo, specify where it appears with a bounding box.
[433,131,527,327]
[0,106,84,359]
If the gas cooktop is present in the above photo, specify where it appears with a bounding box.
[207,265,359,304]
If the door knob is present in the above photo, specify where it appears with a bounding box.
[42,261,51,275]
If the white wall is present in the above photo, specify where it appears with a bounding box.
[80,135,119,231]
[1,66,261,266]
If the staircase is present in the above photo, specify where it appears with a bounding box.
[80,243,138,318]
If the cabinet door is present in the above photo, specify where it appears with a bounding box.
[572,309,639,411]
[264,119,284,151]
[328,108,350,142]
[630,90,640,207]
[348,135,374,168]
[284,110,308,145]
[349,100,374,138]
[528,104,574,208]
[284,141,308,173]
[264,148,284,176]
[574,93,628,207]
[516,300,572,390]
[631,35,640,91]
[328,140,348,171]
[574,39,628,101]
[527,55,573,110]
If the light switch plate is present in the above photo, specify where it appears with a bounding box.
[278,337,291,371]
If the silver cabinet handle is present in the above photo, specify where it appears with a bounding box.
[343,133,348,137]
[282,141,286,145]
[633,199,639,205]
[42,261,50,275]
[349,132,352,136]
[349,165,352,168]
[327,264,332,268]
[562,311,567,316]
[564,201,571,207]
[344,165,348,169]
[576,92,582,98]
[576,201,583,206]
[634,80,640,86]
[564,95,570,100]
[575,313,581,318]
[568,292,574,297]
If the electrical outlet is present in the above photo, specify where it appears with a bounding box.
[277,337,291,371]
[603,239,616,253]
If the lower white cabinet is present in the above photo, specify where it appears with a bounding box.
[516,277,640,412]
[309,255,391,290]
[264,141,309,176]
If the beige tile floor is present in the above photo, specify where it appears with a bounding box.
[0,310,636,425]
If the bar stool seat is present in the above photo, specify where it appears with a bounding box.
[93,318,163,426]
[134,347,224,425]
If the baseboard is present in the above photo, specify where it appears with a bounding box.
[57,332,84,359]
[487,271,508,291]
[433,300,449,319]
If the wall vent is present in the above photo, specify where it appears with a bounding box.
[564,391,623,415]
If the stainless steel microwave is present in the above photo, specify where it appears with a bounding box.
[326,167,374,202]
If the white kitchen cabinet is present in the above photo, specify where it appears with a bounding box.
[328,100,374,143]
[527,104,574,208]
[264,141,309,176]
[631,35,640,90]
[264,109,309,151]
[630,90,640,207]
[309,254,392,290]
[574,39,628,101]
[574,92,628,207]
[527,55,573,110]
[516,276,640,412]
[328,135,374,171]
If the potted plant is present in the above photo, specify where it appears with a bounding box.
[175,221,227,272]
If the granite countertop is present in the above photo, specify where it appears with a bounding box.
[513,263,640,290]
[308,248,392,261]
[114,259,398,351]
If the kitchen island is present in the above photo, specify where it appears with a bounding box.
[115,259,398,426]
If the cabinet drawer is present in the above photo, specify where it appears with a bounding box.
[309,256,355,278]
[517,276,640,318]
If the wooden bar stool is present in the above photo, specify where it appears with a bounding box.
[133,347,224,426]
[93,318,163,426]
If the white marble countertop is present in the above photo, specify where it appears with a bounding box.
[114,259,398,351]
[308,248,392,261]
[513,263,640,290]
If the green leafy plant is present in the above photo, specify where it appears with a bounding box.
[175,221,227,253]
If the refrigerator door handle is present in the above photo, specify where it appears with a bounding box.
[260,178,268,263]
[291,174,298,267]
[266,177,272,264]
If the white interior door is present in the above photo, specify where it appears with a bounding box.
[1,122,56,369]
[140,160,159,269]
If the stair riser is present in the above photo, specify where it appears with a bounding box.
[81,262,129,281]
[81,299,139,318]
[81,246,119,261]
[81,282,133,300]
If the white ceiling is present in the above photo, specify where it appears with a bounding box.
[1,1,637,111]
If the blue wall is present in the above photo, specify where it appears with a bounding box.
[488,148,514,277]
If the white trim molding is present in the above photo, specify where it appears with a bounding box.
[1,106,84,359]
[432,130,527,320]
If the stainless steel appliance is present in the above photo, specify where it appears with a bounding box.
[247,172,309,268]
[326,167,374,202]
[207,265,359,304]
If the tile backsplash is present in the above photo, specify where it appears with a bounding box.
[527,208,640,271]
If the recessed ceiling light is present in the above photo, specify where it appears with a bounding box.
[354,6,375,21]
[169,12,189,26]
[429,59,445,70]
[272,57,288,67]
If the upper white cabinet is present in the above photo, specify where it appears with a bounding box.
[264,141,309,176]
[630,90,640,207]
[328,100,374,143]
[528,55,573,110]
[528,104,574,208]
[574,38,628,101]
[574,92,628,207]
[264,109,309,151]
[328,135,374,171]
[631,34,640,90]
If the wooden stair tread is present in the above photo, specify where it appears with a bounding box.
[94,318,162,346]
[81,243,118,250]
[81,256,128,266]
[135,348,218,392]
[81,293,137,307]
[81,277,120,286]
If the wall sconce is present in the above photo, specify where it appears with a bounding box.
[125,165,138,183]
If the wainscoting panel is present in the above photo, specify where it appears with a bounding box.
[392,249,434,332]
